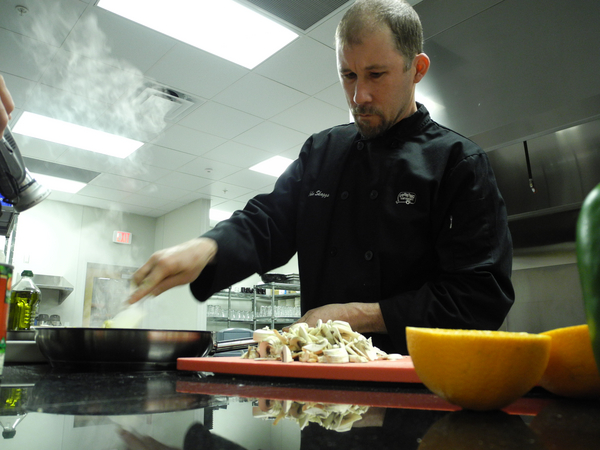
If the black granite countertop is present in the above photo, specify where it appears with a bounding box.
[1,363,599,449]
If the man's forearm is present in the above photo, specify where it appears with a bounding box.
[297,301,388,334]
[346,302,388,334]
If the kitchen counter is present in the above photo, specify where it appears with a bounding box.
[1,363,599,449]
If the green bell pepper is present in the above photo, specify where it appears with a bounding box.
[577,182,600,372]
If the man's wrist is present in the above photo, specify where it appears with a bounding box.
[347,302,387,334]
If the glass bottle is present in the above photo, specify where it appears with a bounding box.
[7,271,41,331]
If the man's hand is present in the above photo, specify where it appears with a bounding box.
[129,237,217,303]
[296,302,387,334]
[0,75,15,135]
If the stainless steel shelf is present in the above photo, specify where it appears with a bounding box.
[207,283,301,329]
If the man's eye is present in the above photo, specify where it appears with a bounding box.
[371,72,384,78]
[342,73,356,80]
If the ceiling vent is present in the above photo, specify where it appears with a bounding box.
[136,83,203,122]
[244,0,350,30]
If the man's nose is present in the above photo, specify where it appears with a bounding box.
[353,79,372,105]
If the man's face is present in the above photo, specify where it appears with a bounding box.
[337,26,421,139]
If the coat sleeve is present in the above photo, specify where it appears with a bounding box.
[189,140,311,301]
[379,152,515,352]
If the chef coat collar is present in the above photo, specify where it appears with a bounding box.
[358,102,431,147]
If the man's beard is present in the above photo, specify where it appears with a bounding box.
[352,106,393,139]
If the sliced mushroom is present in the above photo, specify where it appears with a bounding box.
[281,345,293,363]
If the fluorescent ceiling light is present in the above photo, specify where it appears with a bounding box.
[209,209,233,222]
[31,173,87,194]
[249,156,293,177]
[13,112,143,158]
[97,0,298,69]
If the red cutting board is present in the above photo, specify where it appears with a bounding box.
[177,356,422,383]
[176,380,552,416]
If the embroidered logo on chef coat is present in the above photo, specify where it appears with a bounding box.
[396,192,416,205]
[309,190,330,199]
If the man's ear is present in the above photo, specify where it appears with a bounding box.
[413,53,430,83]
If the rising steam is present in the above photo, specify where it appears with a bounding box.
[24,4,171,143]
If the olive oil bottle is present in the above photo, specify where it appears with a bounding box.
[7,270,41,331]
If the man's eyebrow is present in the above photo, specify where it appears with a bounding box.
[339,64,389,73]
[365,64,388,71]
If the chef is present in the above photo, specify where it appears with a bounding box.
[128,0,514,354]
[0,0,515,354]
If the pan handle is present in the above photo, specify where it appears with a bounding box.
[210,337,256,355]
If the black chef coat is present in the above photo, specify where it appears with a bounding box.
[191,104,514,353]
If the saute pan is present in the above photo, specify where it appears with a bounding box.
[35,327,255,370]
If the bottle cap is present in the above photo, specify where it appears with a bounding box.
[21,270,33,277]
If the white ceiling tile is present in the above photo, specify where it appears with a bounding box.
[210,199,248,214]
[77,184,128,201]
[120,192,170,209]
[14,135,69,162]
[89,173,149,193]
[212,73,308,119]
[176,191,211,205]
[69,195,119,211]
[208,197,227,208]
[154,171,211,191]
[110,162,171,183]
[0,73,36,107]
[177,157,240,180]
[271,97,349,134]
[46,190,74,203]
[203,141,273,168]
[55,147,125,172]
[196,182,252,201]
[177,101,263,140]
[0,0,85,47]
[0,29,57,82]
[41,48,141,106]
[306,5,349,48]
[116,204,156,217]
[279,146,303,161]
[151,125,226,156]
[314,82,348,110]
[233,121,309,153]
[143,209,169,218]
[18,83,118,136]
[146,43,249,99]
[233,189,278,205]
[68,8,176,73]
[141,183,192,201]
[128,144,196,170]
[220,170,277,190]
[254,37,338,95]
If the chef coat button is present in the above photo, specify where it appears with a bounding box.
[369,190,378,200]
[364,250,373,261]
[357,142,365,151]
[341,191,349,200]
[329,247,337,257]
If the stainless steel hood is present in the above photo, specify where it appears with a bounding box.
[411,0,600,249]
[487,119,600,248]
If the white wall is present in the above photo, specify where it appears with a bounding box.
[7,196,300,331]
[9,199,157,327]
[147,198,300,331]
[505,242,586,334]
[143,198,211,331]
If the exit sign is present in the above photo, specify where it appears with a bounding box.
[113,231,132,244]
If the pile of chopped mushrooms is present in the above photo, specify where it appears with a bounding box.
[242,320,403,363]
[253,399,369,432]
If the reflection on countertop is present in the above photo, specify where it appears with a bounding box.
[0,364,599,449]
